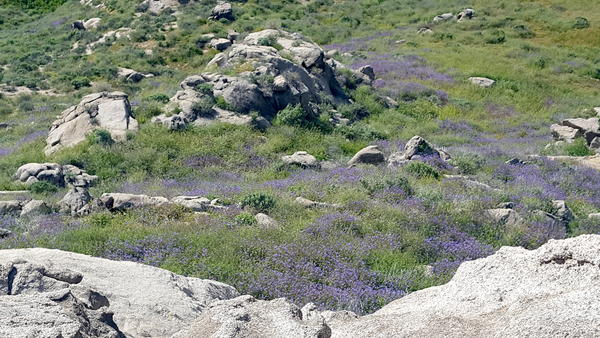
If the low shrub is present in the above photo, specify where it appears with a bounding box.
[241,192,277,213]
[29,181,58,194]
[404,161,440,179]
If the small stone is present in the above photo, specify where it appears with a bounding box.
[210,38,232,51]
[255,213,279,229]
[551,124,581,142]
[348,145,385,167]
[282,151,320,169]
[469,77,495,88]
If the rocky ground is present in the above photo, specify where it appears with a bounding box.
[1,235,599,337]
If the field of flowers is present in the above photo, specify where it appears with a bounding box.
[1,0,600,315]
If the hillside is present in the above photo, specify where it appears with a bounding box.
[1,0,600,319]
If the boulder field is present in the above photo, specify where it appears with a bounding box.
[2,235,600,337]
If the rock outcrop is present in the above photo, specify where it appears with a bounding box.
[99,193,170,212]
[45,92,138,155]
[282,151,320,169]
[550,117,600,152]
[328,235,600,337]
[154,29,362,129]
[0,248,239,337]
[60,187,93,217]
[210,2,234,21]
[388,136,450,166]
[348,145,385,166]
[117,67,153,83]
[15,163,97,187]
[178,295,331,338]
[139,0,187,14]
[0,260,123,338]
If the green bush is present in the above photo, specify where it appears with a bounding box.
[565,138,594,156]
[485,30,506,44]
[145,94,171,104]
[71,77,91,90]
[573,17,590,29]
[403,161,440,179]
[451,153,486,175]
[240,192,277,213]
[274,104,319,129]
[513,25,535,38]
[361,175,413,196]
[192,97,217,117]
[29,181,58,194]
[338,103,370,121]
[234,213,258,226]
[336,123,385,141]
[88,129,114,147]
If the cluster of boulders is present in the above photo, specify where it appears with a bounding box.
[137,0,188,15]
[433,8,475,23]
[3,235,600,337]
[550,116,600,152]
[45,92,138,155]
[99,193,226,212]
[486,199,574,229]
[345,136,450,168]
[14,163,97,187]
[153,29,369,130]
[210,2,234,21]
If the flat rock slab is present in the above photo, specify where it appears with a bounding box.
[0,248,239,337]
[330,235,600,337]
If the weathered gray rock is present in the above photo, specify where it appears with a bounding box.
[139,0,184,14]
[457,8,474,21]
[210,38,232,51]
[117,67,153,83]
[589,137,600,152]
[157,29,360,129]
[211,2,234,21]
[561,117,599,134]
[551,124,581,142]
[171,196,226,212]
[329,235,600,337]
[282,151,320,169]
[357,65,375,82]
[0,228,11,238]
[348,145,385,166]
[99,193,170,212]
[45,92,138,155]
[255,213,279,229]
[388,136,450,166]
[83,17,101,29]
[469,77,495,88]
[0,200,24,216]
[433,13,454,23]
[178,295,331,338]
[0,248,239,337]
[0,260,122,338]
[551,200,574,228]
[295,197,341,209]
[485,208,522,227]
[15,163,97,188]
[60,187,92,217]
[20,200,51,218]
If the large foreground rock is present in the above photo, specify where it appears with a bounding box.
[0,248,239,337]
[388,136,450,166]
[329,235,600,337]
[178,295,331,338]
[45,92,138,155]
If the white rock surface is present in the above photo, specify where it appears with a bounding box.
[347,145,385,166]
[0,248,239,337]
[177,295,331,338]
[45,92,138,155]
[469,77,495,88]
[329,235,600,337]
[282,151,320,169]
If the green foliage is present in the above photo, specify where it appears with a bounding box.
[573,17,590,29]
[336,123,385,141]
[241,192,277,213]
[71,77,91,90]
[0,0,66,13]
[485,30,506,44]
[192,97,217,117]
[88,130,114,147]
[450,153,486,175]
[145,94,171,104]
[361,175,413,196]
[29,181,59,194]
[274,104,318,129]
[565,138,594,156]
[234,213,258,227]
[403,161,440,179]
